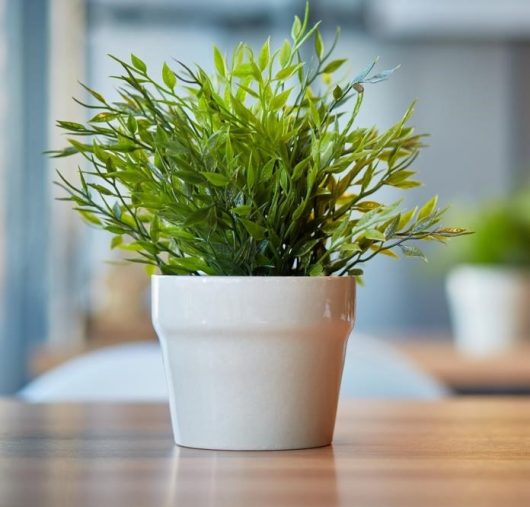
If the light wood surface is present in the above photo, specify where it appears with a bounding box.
[1,399,530,507]
[396,341,530,390]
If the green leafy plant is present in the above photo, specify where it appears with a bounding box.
[444,187,530,268]
[50,4,466,278]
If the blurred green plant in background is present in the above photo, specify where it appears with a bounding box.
[445,187,530,268]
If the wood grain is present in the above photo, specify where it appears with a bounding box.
[0,399,529,507]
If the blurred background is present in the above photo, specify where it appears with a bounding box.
[0,0,529,396]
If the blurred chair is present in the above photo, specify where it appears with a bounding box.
[19,335,448,402]
[341,334,448,399]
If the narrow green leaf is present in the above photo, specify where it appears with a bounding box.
[270,88,292,110]
[309,263,324,276]
[278,39,291,67]
[258,38,270,70]
[185,207,210,226]
[291,15,302,40]
[213,47,226,77]
[150,215,160,242]
[127,115,137,133]
[323,59,346,74]
[89,112,117,123]
[240,219,266,240]
[131,54,147,73]
[315,30,324,60]
[162,62,177,89]
[275,63,303,80]
[364,229,386,242]
[203,172,229,187]
[111,235,123,249]
[418,195,438,221]
[80,211,101,226]
[399,244,427,261]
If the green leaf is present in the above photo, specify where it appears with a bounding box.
[88,183,113,196]
[275,63,302,80]
[56,120,86,132]
[418,195,438,221]
[145,264,157,276]
[240,219,266,240]
[399,244,427,261]
[291,15,302,40]
[315,30,324,60]
[309,263,324,276]
[131,54,147,73]
[340,243,361,253]
[185,207,210,227]
[364,229,386,242]
[213,47,226,77]
[278,39,291,67]
[232,63,255,78]
[258,38,270,70]
[270,88,292,110]
[89,112,117,123]
[203,172,230,187]
[150,215,160,242]
[80,211,101,226]
[162,62,177,89]
[169,256,212,274]
[111,235,123,249]
[322,59,346,74]
[127,115,137,133]
[232,205,252,216]
[79,83,106,104]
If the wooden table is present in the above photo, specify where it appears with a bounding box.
[1,399,529,507]
[396,341,530,394]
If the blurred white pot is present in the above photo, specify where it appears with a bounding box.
[152,276,356,450]
[446,265,530,357]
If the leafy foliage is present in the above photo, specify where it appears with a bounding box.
[51,4,466,278]
[444,187,530,268]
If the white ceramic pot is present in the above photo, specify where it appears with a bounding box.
[152,276,355,450]
[446,265,530,357]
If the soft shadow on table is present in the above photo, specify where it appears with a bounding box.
[164,445,339,507]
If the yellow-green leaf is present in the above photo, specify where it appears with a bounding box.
[162,62,176,89]
[80,211,101,226]
[418,195,438,221]
[258,38,270,70]
[271,88,292,110]
[315,30,324,60]
[278,39,291,67]
[213,47,226,77]
[111,236,123,249]
[145,264,157,276]
[131,54,146,73]
[323,59,346,74]
[291,15,302,40]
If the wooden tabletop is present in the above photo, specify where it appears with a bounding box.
[1,399,529,507]
[396,341,530,392]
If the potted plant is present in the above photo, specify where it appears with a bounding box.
[51,5,465,450]
[445,188,530,356]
